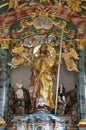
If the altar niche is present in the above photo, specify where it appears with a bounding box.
[1,35,81,129]
[9,53,77,113]
[7,5,80,114]
[9,25,79,115]
[10,61,76,98]
[8,30,79,124]
[9,59,75,130]
[0,35,83,129]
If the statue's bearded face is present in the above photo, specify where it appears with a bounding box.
[40,44,47,55]
[40,46,46,52]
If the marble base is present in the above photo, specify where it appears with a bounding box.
[11,109,71,130]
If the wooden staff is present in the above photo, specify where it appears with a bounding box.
[55,29,64,115]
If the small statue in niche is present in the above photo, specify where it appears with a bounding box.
[6,84,16,123]
[15,80,24,99]
[58,82,66,103]
[14,80,31,114]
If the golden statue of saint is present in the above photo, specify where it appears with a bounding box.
[30,43,57,112]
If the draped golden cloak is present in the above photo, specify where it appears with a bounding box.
[32,45,57,109]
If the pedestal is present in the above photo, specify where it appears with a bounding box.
[12,109,70,130]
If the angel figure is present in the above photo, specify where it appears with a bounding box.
[69,46,79,60]
[66,41,79,60]
[7,45,33,68]
[62,47,79,72]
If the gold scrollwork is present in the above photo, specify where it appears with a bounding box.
[0,38,11,49]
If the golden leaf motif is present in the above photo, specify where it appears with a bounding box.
[66,0,83,12]
[0,38,11,49]
[75,39,86,50]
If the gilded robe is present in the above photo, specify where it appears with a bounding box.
[32,45,57,109]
